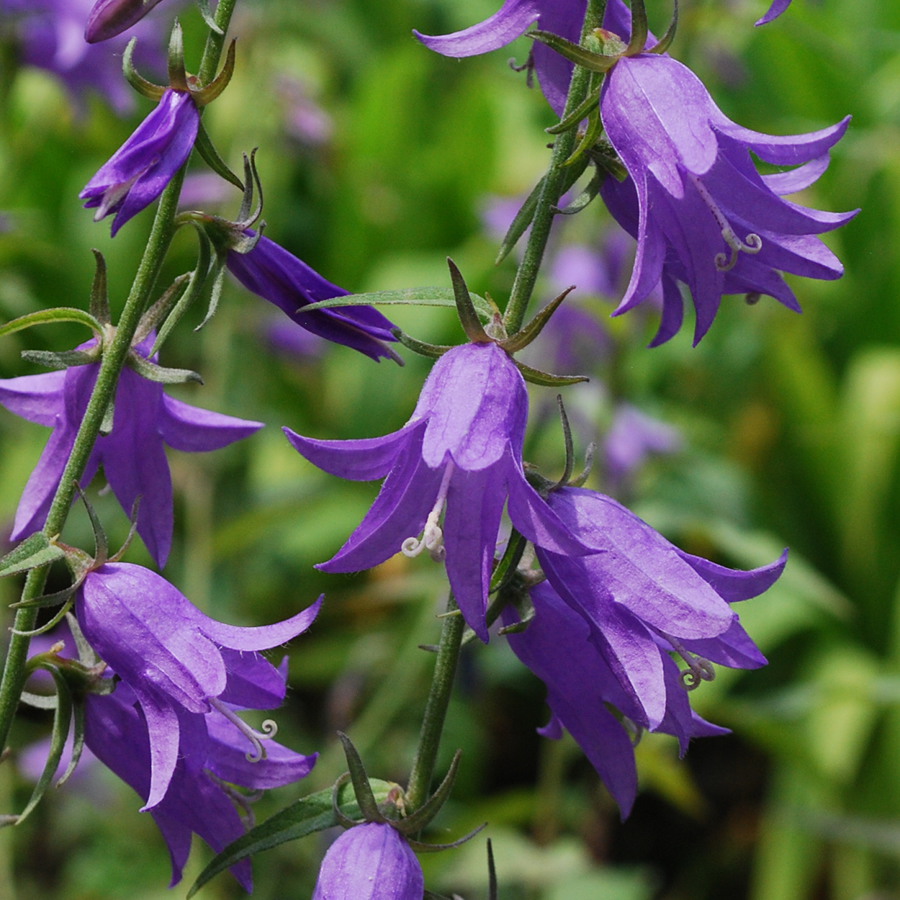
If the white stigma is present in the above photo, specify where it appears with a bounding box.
[688,174,763,272]
[210,698,279,762]
[402,461,456,563]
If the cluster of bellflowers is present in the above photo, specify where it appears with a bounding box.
[0,0,856,896]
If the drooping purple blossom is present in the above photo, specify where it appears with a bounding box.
[312,822,424,900]
[599,53,856,345]
[505,487,786,814]
[414,0,634,114]
[76,562,322,810]
[225,232,402,363]
[85,676,317,890]
[757,0,793,25]
[284,341,588,640]
[80,88,199,235]
[85,0,167,42]
[0,336,262,566]
[0,0,170,114]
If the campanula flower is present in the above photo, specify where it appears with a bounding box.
[80,88,199,235]
[312,823,424,900]
[76,562,322,810]
[85,0,167,42]
[504,487,786,814]
[598,53,856,344]
[225,232,401,363]
[85,678,317,889]
[534,487,786,735]
[415,0,633,114]
[285,341,588,640]
[0,337,262,566]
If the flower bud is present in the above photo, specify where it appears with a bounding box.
[85,0,168,43]
[313,823,424,900]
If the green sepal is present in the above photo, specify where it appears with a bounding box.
[57,701,87,787]
[10,582,80,610]
[167,20,188,92]
[499,286,575,354]
[398,750,461,833]
[194,120,244,190]
[513,359,589,387]
[192,39,237,106]
[448,258,492,343]
[302,286,493,321]
[127,352,203,385]
[10,595,76,637]
[626,0,649,55]
[122,37,166,100]
[20,349,97,371]
[0,533,65,578]
[133,273,191,347]
[545,80,602,136]
[563,105,605,168]
[651,0,679,55]
[186,779,395,898]
[0,308,103,341]
[555,167,603,215]
[6,665,72,827]
[392,329,454,360]
[89,250,111,323]
[337,732,382,821]
[529,30,620,73]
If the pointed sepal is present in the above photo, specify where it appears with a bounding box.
[448,258,491,343]
[0,533,65,578]
[122,37,166,100]
[499,286,575,353]
[512,359,589,387]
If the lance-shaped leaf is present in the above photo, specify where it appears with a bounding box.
[0,533,65,578]
[186,780,395,898]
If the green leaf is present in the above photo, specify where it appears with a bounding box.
[0,533,65,578]
[187,779,395,897]
[0,308,103,340]
[301,287,494,321]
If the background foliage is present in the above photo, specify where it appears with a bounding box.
[1,0,899,897]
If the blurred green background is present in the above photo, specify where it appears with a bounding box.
[1,0,899,897]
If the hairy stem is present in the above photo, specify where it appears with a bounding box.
[503,0,609,335]
[0,0,238,756]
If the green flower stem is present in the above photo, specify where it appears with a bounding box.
[0,0,239,756]
[405,597,466,811]
[503,0,609,335]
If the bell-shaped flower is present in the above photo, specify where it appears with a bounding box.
[284,341,588,641]
[505,581,730,816]
[312,822,424,900]
[225,231,401,363]
[85,0,168,42]
[80,88,199,235]
[414,0,632,114]
[0,337,262,566]
[532,487,786,735]
[599,53,856,344]
[76,561,322,810]
[85,677,317,890]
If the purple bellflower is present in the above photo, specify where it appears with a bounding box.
[85,0,168,42]
[528,488,785,782]
[757,0,793,25]
[0,336,262,567]
[80,88,199,235]
[312,822,424,900]
[505,581,730,816]
[598,53,856,345]
[415,0,633,115]
[284,341,588,641]
[76,562,322,811]
[85,677,317,890]
[225,231,401,363]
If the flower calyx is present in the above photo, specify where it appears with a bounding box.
[332,732,480,852]
[123,20,237,107]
